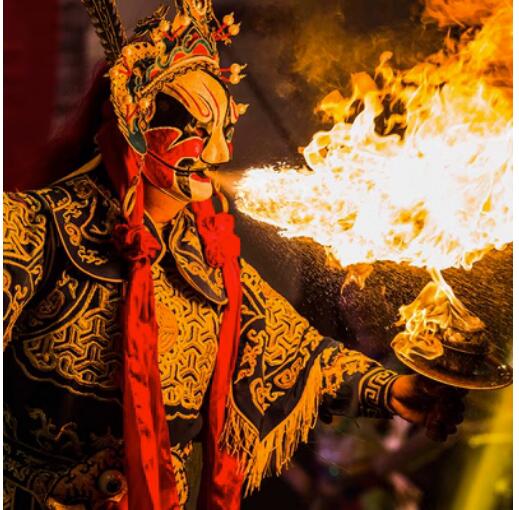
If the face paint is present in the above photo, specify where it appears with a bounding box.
[142,69,239,202]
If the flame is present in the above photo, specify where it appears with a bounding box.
[343,263,374,291]
[392,268,486,361]
[236,0,512,362]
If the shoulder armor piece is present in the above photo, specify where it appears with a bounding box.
[3,191,51,347]
[36,158,227,302]
[38,163,126,283]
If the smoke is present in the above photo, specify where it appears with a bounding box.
[281,0,444,97]
[250,0,511,105]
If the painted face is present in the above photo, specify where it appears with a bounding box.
[143,69,240,202]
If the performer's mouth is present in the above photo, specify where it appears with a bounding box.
[175,169,211,183]
[147,150,212,183]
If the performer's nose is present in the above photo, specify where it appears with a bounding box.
[201,126,231,165]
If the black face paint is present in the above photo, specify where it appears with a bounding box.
[150,92,194,130]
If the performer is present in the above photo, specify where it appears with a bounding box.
[3,1,465,509]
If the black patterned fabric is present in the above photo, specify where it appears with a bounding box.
[3,160,397,509]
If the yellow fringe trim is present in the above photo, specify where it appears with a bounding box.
[221,357,325,495]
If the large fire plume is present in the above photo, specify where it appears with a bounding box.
[236,0,512,361]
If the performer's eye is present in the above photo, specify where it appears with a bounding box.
[150,93,193,129]
[157,99,170,112]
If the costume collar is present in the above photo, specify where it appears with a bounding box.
[41,159,226,304]
[147,206,227,305]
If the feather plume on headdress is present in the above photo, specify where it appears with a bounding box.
[81,0,127,64]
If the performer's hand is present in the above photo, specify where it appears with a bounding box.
[388,374,466,441]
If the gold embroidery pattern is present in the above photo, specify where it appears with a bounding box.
[27,408,83,457]
[3,192,48,349]
[223,344,380,494]
[3,272,29,348]
[238,260,323,415]
[320,345,376,397]
[4,440,60,506]
[224,261,383,493]
[17,282,122,397]
[169,209,227,304]
[28,271,80,329]
[153,265,220,420]
[3,479,16,510]
[248,379,284,414]
[48,448,126,508]
[4,407,125,508]
[223,357,325,494]
[40,173,122,272]
[50,181,110,265]
[236,330,266,383]
[358,367,399,417]
[170,442,193,508]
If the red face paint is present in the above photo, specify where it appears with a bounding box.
[143,127,206,189]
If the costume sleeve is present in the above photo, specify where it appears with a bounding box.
[223,260,399,493]
[3,192,49,349]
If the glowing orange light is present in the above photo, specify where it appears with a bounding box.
[236,0,512,358]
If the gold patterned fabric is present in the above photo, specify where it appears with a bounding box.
[3,480,16,510]
[358,366,400,417]
[223,261,390,492]
[153,263,221,421]
[168,208,227,304]
[3,161,398,509]
[170,442,194,508]
[2,164,222,508]
[15,277,123,399]
[3,192,48,349]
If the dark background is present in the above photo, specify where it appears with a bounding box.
[4,1,512,509]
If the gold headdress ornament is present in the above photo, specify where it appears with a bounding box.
[82,0,245,153]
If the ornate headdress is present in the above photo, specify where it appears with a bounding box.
[83,0,245,153]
